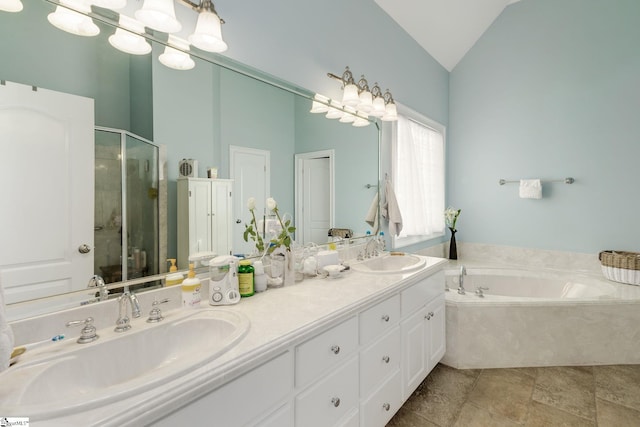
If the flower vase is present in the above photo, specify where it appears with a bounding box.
[284,249,295,287]
[448,227,458,260]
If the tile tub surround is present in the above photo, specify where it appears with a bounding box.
[388,363,640,427]
[3,255,447,426]
[415,243,640,369]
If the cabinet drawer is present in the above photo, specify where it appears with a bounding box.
[253,402,293,427]
[296,316,358,388]
[360,368,402,427]
[295,356,359,427]
[401,271,444,316]
[360,326,401,395]
[359,294,400,346]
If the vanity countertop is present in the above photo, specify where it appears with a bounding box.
[12,255,447,427]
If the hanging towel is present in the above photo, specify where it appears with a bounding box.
[0,280,15,372]
[519,179,542,199]
[382,179,403,236]
[365,192,379,234]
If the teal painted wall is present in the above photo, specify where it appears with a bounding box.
[449,0,640,254]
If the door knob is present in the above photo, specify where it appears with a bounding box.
[78,244,91,254]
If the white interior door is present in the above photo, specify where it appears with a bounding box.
[230,146,270,256]
[295,150,334,245]
[0,81,94,303]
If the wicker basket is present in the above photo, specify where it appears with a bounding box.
[599,250,640,285]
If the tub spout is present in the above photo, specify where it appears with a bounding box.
[458,265,467,295]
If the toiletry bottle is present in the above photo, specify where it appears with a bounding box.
[181,263,202,309]
[253,260,267,293]
[166,259,184,287]
[238,260,254,297]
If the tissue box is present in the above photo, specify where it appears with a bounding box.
[316,250,339,270]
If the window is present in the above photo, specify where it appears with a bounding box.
[391,110,445,248]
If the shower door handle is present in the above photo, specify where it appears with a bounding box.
[78,244,91,254]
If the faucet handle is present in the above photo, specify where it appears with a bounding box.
[147,298,170,323]
[66,317,99,344]
[475,286,489,297]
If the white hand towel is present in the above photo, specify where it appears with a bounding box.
[382,180,403,236]
[365,192,379,234]
[519,179,542,199]
[0,280,15,372]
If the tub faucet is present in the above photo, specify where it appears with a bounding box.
[114,291,141,332]
[458,265,467,295]
[88,275,109,301]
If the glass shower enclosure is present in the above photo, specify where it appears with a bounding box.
[94,127,166,284]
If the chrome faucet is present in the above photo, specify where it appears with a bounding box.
[458,265,467,295]
[88,275,109,301]
[114,291,141,332]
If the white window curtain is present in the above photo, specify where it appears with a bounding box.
[393,115,445,243]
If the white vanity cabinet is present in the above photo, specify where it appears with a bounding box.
[358,294,402,427]
[177,178,233,268]
[400,271,446,399]
[151,350,294,427]
[294,316,360,427]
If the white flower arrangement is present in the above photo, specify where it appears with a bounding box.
[444,207,461,231]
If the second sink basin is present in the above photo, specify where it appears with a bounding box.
[351,254,425,274]
[0,308,250,420]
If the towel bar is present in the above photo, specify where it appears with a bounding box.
[499,177,574,185]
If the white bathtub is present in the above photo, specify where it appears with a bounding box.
[442,267,640,369]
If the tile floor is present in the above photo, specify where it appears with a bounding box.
[388,364,640,426]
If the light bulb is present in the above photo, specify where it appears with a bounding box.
[109,16,152,55]
[0,0,23,12]
[136,0,181,33]
[189,9,227,53]
[47,0,99,37]
[159,36,195,71]
[341,83,359,107]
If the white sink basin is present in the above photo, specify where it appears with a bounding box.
[351,254,425,274]
[0,308,250,419]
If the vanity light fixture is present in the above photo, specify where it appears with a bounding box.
[188,0,227,53]
[0,0,23,13]
[381,89,398,121]
[159,35,195,70]
[325,100,344,120]
[135,0,182,34]
[47,0,100,37]
[108,15,152,55]
[309,94,330,114]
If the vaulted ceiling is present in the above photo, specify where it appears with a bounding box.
[374,0,521,71]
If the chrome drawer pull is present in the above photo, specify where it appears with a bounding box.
[381,314,390,322]
[425,314,431,320]
[330,345,341,355]
[429,311,435,317]
[383,403,391,411]
[382,355,390,364]
[331,397,341,407]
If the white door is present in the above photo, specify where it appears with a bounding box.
[230,146,270,256]
[0,81,94,303]
[295,150,334,245]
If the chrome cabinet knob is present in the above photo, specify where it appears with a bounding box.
[382,355,390,364]
[382,403,391,411]
[425,314,431,320]
[381,314,390,322]
[331,397,341,407]
[78,244,91,254]
[236,219,242,224]
[429,311,434,317]
[330,345,340,355]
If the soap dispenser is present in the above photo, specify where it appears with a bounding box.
[181,263,202,309]
[165,259,184,287]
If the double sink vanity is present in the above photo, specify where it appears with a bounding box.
[1,253,446,426]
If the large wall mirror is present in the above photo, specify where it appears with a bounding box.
[0,0,379,320]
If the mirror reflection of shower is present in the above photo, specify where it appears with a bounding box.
[94,128,160,284]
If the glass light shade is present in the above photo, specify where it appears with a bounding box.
[356,90,373,113]
[109,16,152,55]
[159,36,195,70]
[341,83,360,107]
[189,10,228,53]
[135,0,181,33]
[91,0,126,9]
[310,94,330,113]
[325,101,344,119]
[353,114,370,127]
[370,96,386,118]
[0,0,23,12]
[339,106,357,123]
[47,1,100,37]
[382,102,398,122]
